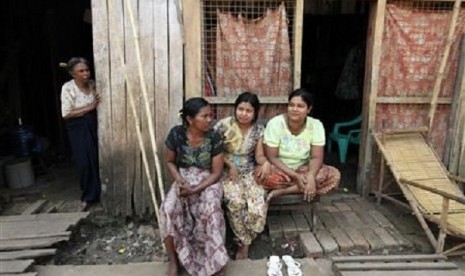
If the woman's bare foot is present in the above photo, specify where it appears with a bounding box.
[235,244,249,260]
[167,260,178,276]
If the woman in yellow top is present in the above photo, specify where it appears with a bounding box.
[264,88,340,202]
[214,92,270,259]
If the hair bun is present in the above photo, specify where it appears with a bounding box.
[59,62,67,68]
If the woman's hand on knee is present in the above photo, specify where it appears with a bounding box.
[303,178,316,202]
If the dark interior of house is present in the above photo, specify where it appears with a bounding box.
[0,0,93,161]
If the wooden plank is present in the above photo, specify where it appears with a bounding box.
[314,229,339,254]
[0,249,57,260]
[332,254,447,263]
[372,226,399,248]
[299,232,323,258]
[277,213,298,237]
[333,202,352,212]
[0,212,89,223]
[107,0,126,216]
[2,273,37,276]
[0,260,34,274]
[43,200,65,213]
[359,0,387,196]
[182,0,202,98]
[377,97,452,104]
[293,0,303,89]
[344,227,370,252]
[154,0,170,192]
[205,96,288,105]
[91,0,113,214]
[291,211,311,232]
[318,211,338,228]
[267,215,283,240]
[124,0,139,217]
[334,261,458,271]
[341,211,365,228]
[0,235,70,251]
[328,227,355,252]
[21,200,47,215]
[359,227,385,251]
[339,271,464,276]
[0,231,70,241]
[136,0,154,216]
[168,0,184,129]
[368,209,395,228]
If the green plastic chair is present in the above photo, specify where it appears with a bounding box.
[327,114,362,163]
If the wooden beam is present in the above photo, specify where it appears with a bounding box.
[0,249,56,261]
[400,178,465,204]
[183,0,202,99]
[293,0,304,89]
[428,0,462,130]
[436,197,450,253]
[91,0,113,213]
[205,96,288,104]
[358,0,387,196]
[377,96,452,104]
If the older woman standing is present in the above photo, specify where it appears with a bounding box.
[159,98,229,276]
[264,88,340,202]
[61,57,101,211]
[214,92,270,260]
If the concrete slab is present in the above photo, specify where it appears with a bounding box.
[35,258,333,276]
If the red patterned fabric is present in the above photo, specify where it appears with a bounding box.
[215,3,292,119]
[377,4,465,156]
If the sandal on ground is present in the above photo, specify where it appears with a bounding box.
[266,255,283,276]
[282,255,302,276]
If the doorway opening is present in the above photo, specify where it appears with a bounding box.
[301,1,369,191]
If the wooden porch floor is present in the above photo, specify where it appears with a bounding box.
[267,193,419,257]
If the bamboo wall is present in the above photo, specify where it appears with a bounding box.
[92,0,183,216]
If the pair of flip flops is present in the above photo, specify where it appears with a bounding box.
[267,255,302,276]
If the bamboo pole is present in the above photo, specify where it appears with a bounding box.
[107,1,161,229]
[427,0,462,130]
[436,197,450,253]
[125,0,165,202]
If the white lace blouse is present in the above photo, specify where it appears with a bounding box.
[61,79,96,117]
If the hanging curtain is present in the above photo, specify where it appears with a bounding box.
[215,3,292,119]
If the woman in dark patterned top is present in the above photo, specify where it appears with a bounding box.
[159,98,228,276]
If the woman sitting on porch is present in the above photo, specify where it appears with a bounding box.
[214,92,270,260]
[159,98,228,276]
[263,88,341,202]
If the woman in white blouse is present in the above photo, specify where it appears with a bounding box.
[61,57,101,211]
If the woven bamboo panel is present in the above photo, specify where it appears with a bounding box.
[433,213,465,238]
[377,132,465,213]
[382,133,436,163]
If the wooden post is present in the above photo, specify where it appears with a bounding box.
[91,0,113,211]
[293,0,304,89]
[436,197,450,253]
[376,152,385,205]
[358,0,387,196]
[427,0,462,130]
